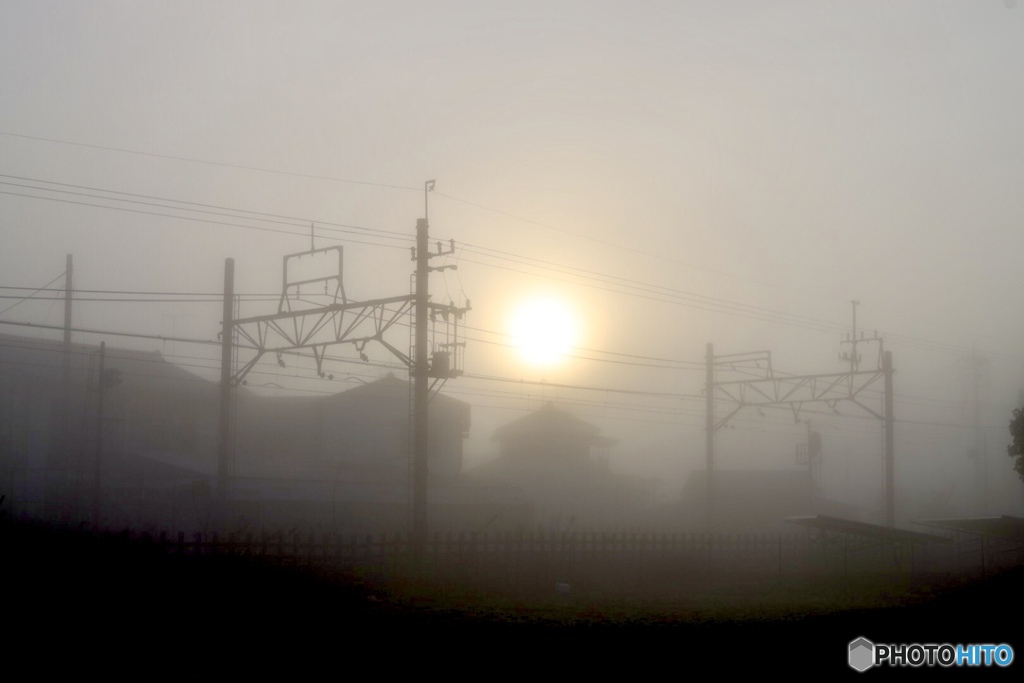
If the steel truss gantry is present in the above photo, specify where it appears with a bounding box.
[230,294,415,386]
[705,344,895,531]
[713,368,886,430]
[217,239,469,528]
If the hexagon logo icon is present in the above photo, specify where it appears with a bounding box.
[849,637,875,672]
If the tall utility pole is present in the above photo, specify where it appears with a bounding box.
[705,343,715,533]
[61,254,73,459]
[883,350,894,527]
[62,254,73,389]
[850,299,860,374]
[968,349,989,514]
[51,254,74,519]
[411,179,450,558]
[218,258,235,504]
[92,341,106,528]
[412,215,430,557]
[216,186,466,546]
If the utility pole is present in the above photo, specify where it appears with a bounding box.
[883,350,894,527]
[92,341,105,528]
[413,215,430,557]
[215,187,465,549]
[62,254,73,403]
[969,349,989,514]
[705,343,714,533]
[60,255,73,512]
[850,299,860,374]
[60,255,73,460]
[411,179,449,558]
[218,258,235,508]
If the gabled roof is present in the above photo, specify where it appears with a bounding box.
[323,372,468,410]
[912,515,1024,538]
[786,515,951,544]
[492,402,614,446]
[0,332,220,390]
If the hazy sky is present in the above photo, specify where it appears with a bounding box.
[2,1,1023,517]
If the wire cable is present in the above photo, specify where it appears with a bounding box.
[0,272,66,317]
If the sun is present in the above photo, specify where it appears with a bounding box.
[508,296,579,366]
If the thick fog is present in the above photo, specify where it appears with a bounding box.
[2,1,1024,537]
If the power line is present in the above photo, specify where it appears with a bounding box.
[435,190,790,292]
[457,254,851,337]
[3,133,790,298]
[0,190,409,252]
[0,295,282,304]
[0,131,421,192]
[460,243,849,334]
[4,332,1013,442]
[3,170,1020,366]
[0,285,280,297]
[0,320,222,347]
[0,336,706,428]
[0,270,66,317]
[0,175,414,245]
[0,320,695,402]
[461,371,696,400]
[4,173,1017,363]
[0,345,705,429]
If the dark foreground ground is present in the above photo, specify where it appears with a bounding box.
[3,519,1020,677]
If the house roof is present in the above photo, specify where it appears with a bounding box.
[786,515,951,544]
[0,332,222,391]
[492,402,614,446]
[911,515,1024,538]
[324,372,468,408]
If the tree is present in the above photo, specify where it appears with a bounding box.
[1009,407,1024,483]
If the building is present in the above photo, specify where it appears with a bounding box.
[468,402,655,531]
[0,332,220,525]
[0,333,523,535]
[668,468,861,533]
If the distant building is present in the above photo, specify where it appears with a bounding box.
[238,372,468,481]
[0,334,524,535]
[667,468,861,533]
[0,332,219,524]
[468,402,655,531]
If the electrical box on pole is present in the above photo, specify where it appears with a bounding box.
[216,190,470,551]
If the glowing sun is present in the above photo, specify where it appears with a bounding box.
[509,297,579,365]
